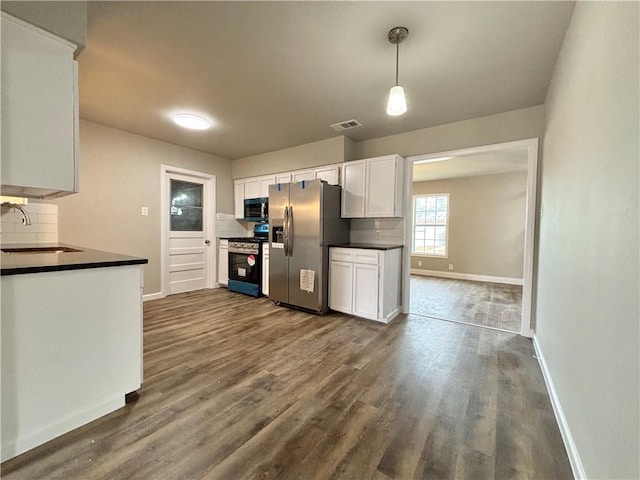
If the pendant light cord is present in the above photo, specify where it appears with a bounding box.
[395,42,400,85]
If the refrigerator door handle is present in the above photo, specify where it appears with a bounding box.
[287,206,293,255]
[283,206,289,257]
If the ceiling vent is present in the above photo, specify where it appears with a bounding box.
[330,119,363,132]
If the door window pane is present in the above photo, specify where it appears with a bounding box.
[171,179,203,231]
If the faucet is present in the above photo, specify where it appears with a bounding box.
[1,202,32,226]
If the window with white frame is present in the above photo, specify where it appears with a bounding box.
[412,194,449,256]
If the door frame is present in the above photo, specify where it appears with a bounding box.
[402,138,539,337]
[160,165,217,296]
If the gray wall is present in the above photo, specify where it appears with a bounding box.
[55,120,233,295]
[536,2,639,479]
[353,105,544,159]
[1,1,87,51]
[412,173,527,279]
[232,136,353,179]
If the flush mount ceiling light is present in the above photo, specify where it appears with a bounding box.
[172,113,211,130]
[386,26,409,116]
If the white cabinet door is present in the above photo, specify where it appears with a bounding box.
[353,263,379,320]
[366,155,402,217]
[1,14,78,198]
[341,161,366,218]
[329,260,353,314]
[234,180,245,219]
[276,173,292,184]
[218,240,229,286]
[262,248,269,296]
[314,165,340,185]
[292,170,314,182]
[244,178,261,199]
[260,176,275,197]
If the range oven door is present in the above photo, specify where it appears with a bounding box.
[243,197,268,222]
[228,247,262,297]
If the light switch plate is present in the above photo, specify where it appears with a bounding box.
[141,207,149,216]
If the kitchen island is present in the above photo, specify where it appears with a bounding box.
[1,244,147,461]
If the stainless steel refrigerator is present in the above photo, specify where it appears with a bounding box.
[269,179,349,313]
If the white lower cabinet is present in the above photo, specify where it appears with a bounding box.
[353,263,379,319]
[329,247,402,323]
[218,239,228,286]
[262,244,269,296]
[329,260,353,313]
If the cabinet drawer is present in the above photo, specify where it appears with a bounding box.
[330,248,353,262]
[353,250,379,265]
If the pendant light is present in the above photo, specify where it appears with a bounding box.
[386,26,409,116]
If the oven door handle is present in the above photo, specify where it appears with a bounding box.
[283,206,289,257]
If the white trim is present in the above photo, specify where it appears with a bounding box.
[1,395,123,462]
[533,335,586,480]
[410,268,523,286]
[402,137,539,338]
[160,165,216,297]
[143,292,165,302]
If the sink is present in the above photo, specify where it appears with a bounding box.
[1,246,83,254]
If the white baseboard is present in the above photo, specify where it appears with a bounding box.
[533,335,586,480]
[410,268,523,286]
[1,395,124,462]
[143,292,165,302]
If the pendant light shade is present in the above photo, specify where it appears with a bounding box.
[386,26,409,116]
[387,85,407,116]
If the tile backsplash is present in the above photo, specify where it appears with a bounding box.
[216,213,251,238]
[349,218,404,245]
[0,202,59,244]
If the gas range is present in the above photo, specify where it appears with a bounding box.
[227,223,269,252]
[227,224,269,297]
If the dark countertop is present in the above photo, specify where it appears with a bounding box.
[1,243,148,276]
[329,243,403,251]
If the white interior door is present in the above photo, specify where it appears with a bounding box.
[162,167,215,295]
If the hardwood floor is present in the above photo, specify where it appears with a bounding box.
[410,275,523,333]
[2,288,572,479]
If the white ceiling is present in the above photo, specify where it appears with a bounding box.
[412,148,528,183]
[79,1,575,160]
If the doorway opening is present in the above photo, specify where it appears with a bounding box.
[402,139,538,336]
[161,165,216,296]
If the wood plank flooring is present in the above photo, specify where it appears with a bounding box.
[1,288,572,479]
[410,276,523,333]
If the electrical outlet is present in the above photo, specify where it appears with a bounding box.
[141,207,149,216]
[449,264,453,270]
[418,260,422,267]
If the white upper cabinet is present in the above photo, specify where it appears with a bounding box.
[276,173,292,184]
[244,178,261,199]
[260,175,275,197]
[235,164,342,216]
[342,155,405,218]
[1,13,79,199]
[365,155,404,217]
[341,160,366,218]
[292,169,314,182]
[314,165,340,185]
[234,180,245,219]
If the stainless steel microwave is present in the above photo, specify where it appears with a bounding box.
[244,197,268,222]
